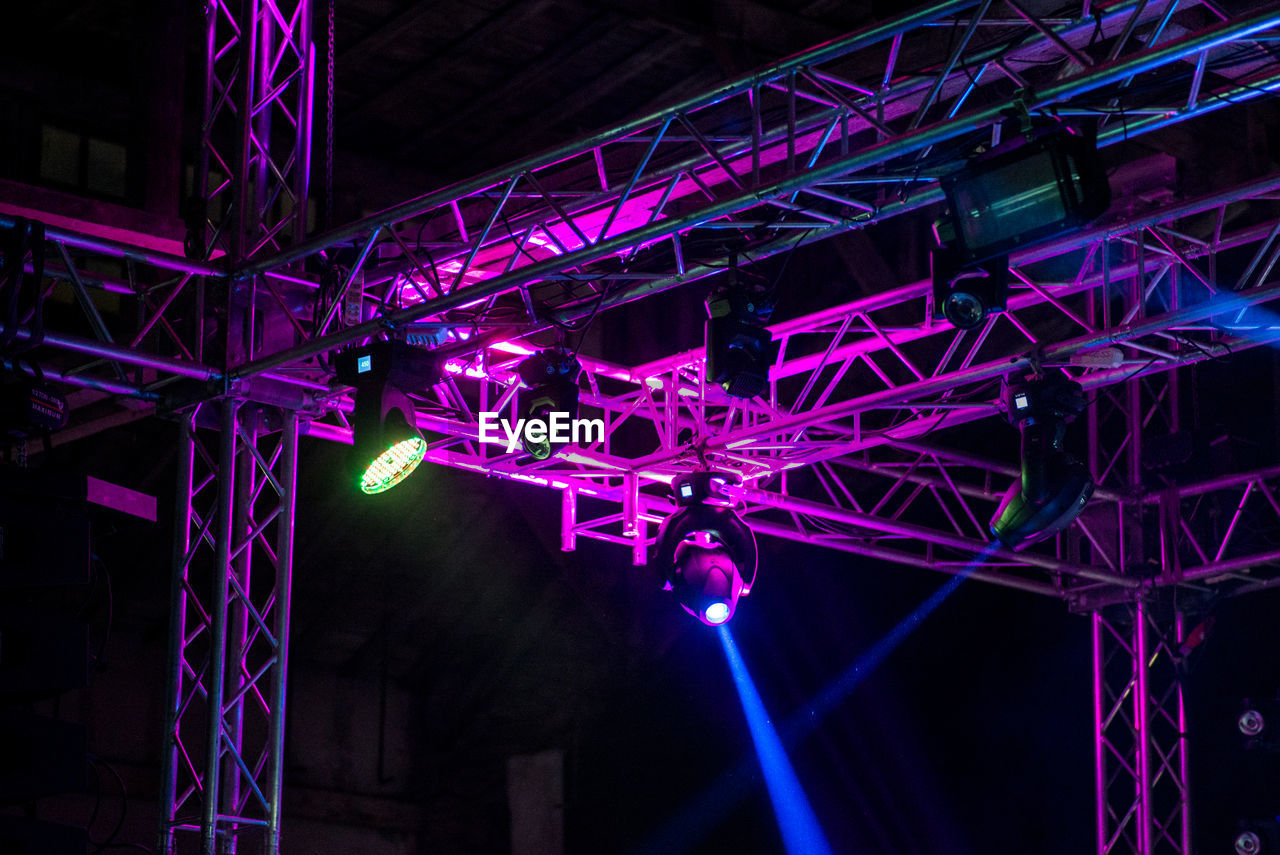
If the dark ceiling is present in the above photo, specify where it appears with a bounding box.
[3,1,1280,854]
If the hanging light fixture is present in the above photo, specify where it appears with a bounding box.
[335,341,441,495]
[939,124,1111,265]
[932,123,1110,330]
[516,350,580,460]
[990,374,1093,550]
[705,257,776,399]
[352,383,425,494]
[653,472,758,626]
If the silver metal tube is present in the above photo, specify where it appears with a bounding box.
[202,400,239,854]
[1135,603,1153,854]
[1177,611,1193,854]
[1092,611,1108,855]
[159,417,197,855]
[1,326,221,381]
[0,215,225,278]
[264,411,297,855]
[1,359,156,399]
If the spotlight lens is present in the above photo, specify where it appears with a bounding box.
[1236,832,1262,855]
[360,436,427,494]
[943,290,987,329]
[1239,709,1266,737]
[705,602,731,624]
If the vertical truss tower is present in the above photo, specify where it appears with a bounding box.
[160,0,312,852]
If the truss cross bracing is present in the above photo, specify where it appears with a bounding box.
[161,406,297,855]
[5,2,1280,854]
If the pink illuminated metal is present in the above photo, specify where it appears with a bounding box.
[6,5,1280,855]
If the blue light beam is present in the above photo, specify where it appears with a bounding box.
[718,623,836,855]
[788,540,999,735]
[632,542,1001,855]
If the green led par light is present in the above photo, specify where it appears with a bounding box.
[335,342,441,495]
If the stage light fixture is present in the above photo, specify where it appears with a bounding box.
[930,247,1008,330]
[932,125,1109,330]
[1236,821,1280,855]
[353,384,425,494]
[516,350,580,460]
[990,374,1093,550]
[706,271,776,399]
[1239,708,1266,737]
[336,341,442,495]
[653,472,758,626]
[1237,698,1280,752]
[938,125,1111,266]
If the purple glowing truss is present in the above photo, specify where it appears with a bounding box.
[7,0,1280,610]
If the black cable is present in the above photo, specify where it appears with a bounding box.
[761,229,814,308]
[87,756,128,854]
[1119,356,1161,384]
[86,756,104,845]
[77,553,113,671]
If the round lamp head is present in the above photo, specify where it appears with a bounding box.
[704,602,731,625]
[654,498,757,626]
[1236,832,1262,855]
[672,540,745,626]
[353,384,426,494]
[943,289,988,329]
[1239,709,1266,737]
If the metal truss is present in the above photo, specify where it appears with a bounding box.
[1093,604,1192,855]
[4,2,1280,400]
[156,2,311,853]
[6,5,1280,855]
[301,169,1280,604]
[198,0,314,262]
[161,404,298,855]
[230,0,1280,380]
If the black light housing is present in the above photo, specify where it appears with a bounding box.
[932,125,1109,331]
[706,275,776,399]
[517,350,580,460]
[990,375,1094,550]
[336,341,442,494]
[939,125,1111,266]
[653,472,758,626]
